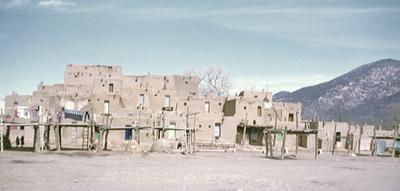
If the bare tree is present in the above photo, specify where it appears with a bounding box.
[183,67,200,78]
[184,66,231,97]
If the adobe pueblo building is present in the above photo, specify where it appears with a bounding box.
[2,64,308,152]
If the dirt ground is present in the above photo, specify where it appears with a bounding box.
[0,150,399,191]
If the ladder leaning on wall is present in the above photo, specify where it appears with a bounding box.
[82,127,89,150]
[0,118,3,152]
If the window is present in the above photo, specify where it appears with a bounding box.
[124,129,132,140]
[109,83,114,93]
[335,132,341,142]
[264,99,271,109]
[104,100,110,114]
[257,106,262,117]
[250,129,258,141]
[164,95,171,107]
[139,94,145,106]
[214,123,221,139]
[205,101,210,113]
[288,113,294,122]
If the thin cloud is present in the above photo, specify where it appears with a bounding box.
[37,0,76,10]
[231,74,333,94]
[206,6,400,50]
[120,5,400,50]
[122,6,400,19]
[58,3,114,14]
[217,22,400,50]
[0,0,31,8]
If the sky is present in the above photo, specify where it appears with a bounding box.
[0,0,399,99]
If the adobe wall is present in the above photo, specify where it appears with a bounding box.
[4,64,307,150]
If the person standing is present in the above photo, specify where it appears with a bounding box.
[16,136,20,148]
[21,136,24,148]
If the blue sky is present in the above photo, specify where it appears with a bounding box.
[0,0,399,99]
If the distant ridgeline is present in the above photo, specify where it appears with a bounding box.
[273,59,400,128]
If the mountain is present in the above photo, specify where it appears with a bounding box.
[273,58,400,127]
[272,91,290,99]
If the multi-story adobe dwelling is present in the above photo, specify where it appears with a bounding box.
[222,91,302,146]
[3,64,303,150]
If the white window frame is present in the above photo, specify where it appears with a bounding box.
[164,95,171,108]
[104,100,110,114]
[205,101,210,113]
[139,94,145,106]
[214,123,221,139]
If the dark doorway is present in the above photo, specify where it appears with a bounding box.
[125,129,132,140]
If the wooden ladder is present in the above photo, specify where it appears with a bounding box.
[82,127,89,150]
[0,128,3,152]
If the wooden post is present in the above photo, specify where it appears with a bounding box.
[315,131,318,160]
[193,114,197,153]
[187,130,191,154]
[241,113,248,145]
[190,130,194,153]
[332,122,337,155]
[98,128,103,152]
[268,133,274,158]
[33,125,37,152]
[281,127,287,160]
[137,127,141,145]
[351,133,354,154]
[397,124,399,156]
[295,134,299,158]
[191,130,195,153]
[184,129,188,153]
[358,124,363,154]
[273,108,278,146]
[372,127,376,156]
[346,125,351,156]
[45,125,50,150]
[193,129,197,153]
[162,112,165,139]
[90,121,95,146]
[104,130,109,151]
[184,106,189,153]
[104,114,110,150]
[265,132,269,157]
[34,125,40,153]
[54,123,61,151]
[392,125,397,157]
[0,118,3,152]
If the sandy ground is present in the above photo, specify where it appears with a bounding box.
[0,150,399,191]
